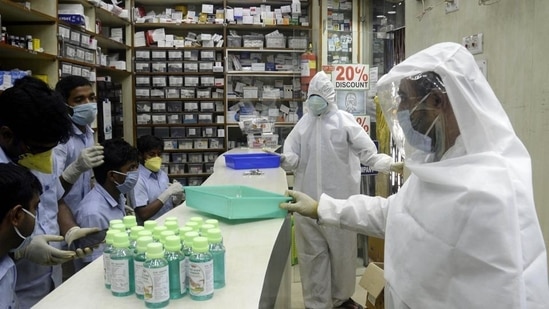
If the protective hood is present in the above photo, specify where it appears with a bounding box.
[307,71,336,105]
[375,42,548,308]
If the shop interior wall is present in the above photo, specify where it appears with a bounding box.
[405,0,549,263]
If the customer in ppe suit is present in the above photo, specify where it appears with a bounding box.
[280,71,403,309]
[281,42,549,308]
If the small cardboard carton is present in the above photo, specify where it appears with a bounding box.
[359,262,385,309]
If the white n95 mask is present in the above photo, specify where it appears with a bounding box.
[308,95,328,116]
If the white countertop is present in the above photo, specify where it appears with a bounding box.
[33,148,291,309]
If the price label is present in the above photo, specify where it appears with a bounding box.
[331,64,369,90]
[355,115,370,136]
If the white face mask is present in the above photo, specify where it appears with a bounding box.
[308,95,328,116]
[70,102,97,126]
[10,207,36,253]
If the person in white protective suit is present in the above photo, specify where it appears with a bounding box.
[280,42,549,308]
[280,71,403,309]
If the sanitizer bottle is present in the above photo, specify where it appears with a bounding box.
[110,232,135,297]
[143,242,170,308]
[208,228,226,289]
[165,235,186,299]
[134,235,154,300]
[103,229,118,289]
[189,236,214,301]
[182,231,199,291]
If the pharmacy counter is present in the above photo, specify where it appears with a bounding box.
[33,148,292,309]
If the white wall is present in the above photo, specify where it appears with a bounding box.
[405,0,549,259]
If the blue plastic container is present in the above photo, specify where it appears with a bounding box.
[184,185,292,219]
[223,153,280,170]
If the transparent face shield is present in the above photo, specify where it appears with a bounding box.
[377,72,447,163]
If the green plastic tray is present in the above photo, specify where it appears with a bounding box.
[184,185,292,220]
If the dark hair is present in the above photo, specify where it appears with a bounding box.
[0,163,42,221]
[409,71,446,98]
[0,76,72,144]
[136,135,164,154]
[93,138,138,185]
[55,75,93,102]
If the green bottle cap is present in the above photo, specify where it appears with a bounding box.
[164,217,179,224]
[207,228,222,244]
[136,236,154,253]
[152,226,168,240]
[109,219,123,228]
[189,216,203,226]
[192,236,209,253]
[144,220,157,231]
[199,224,215,237]
[110,223,126,233]
[159,230,175,245]
[105,229,119,245]
[185,221,199,231]
[184,231,199,246]
[113,232,130,248]
[123,215,137,228]
[146,242,164,259]
[204,219,219,228]
[164,221,179,234]
[165,235,182,252]
[137,230,153,238]
[178,227,193,241]
[129,226,145,240]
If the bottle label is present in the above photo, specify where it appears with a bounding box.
[110,259,130,293]
[189,260,213,296]
[103,254,111,286]
[179,259,186,294]
[143,265,169,303]
[134,260,144,295]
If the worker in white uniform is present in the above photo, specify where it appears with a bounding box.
[280,71,403,309]
[281,42,549,308]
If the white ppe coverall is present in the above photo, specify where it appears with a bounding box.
[282,71,394,308]
[318,42,549,308]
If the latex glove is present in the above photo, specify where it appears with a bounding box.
[14,234,76,265]
[280,190,319,219]
[279,154,286,163]
[157,181,184,204]
[390,162,404,174]
[62,145,104,184]
[65,226,102,247]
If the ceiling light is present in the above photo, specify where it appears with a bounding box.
[387,10,396,14]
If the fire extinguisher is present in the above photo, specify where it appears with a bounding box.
[301,42,317,92]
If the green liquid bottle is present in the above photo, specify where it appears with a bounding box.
[103,229,118,289]
[189,236,214,301]
[165,235,186,299]
[208,228,226,289]
[182,231,199,291]
[159,230,175,247]
[110,232,135,297]
[152,225,168,243]
[129,226,145,251]
[204,219,219,228]
[164,220,179,235]
[199,224,215,238]
[189,216,203,229]
[143,242,170,308]
[134,235,153,300]
[123,215,137,235]
[144,220,158,232]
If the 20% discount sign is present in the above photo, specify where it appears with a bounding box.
[330,64,370,90]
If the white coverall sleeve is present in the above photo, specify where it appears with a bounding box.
[317,193,389,239]
[346,117,393,173]
[280,123,302,171]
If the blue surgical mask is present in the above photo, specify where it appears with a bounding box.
[397,110,440,153]
[10,208,36,253]
[70,102,97,126]
[113,170,139,194]
[308,95,328,116]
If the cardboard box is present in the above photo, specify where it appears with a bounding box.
[359,262,385,309]
[368,237,385,262]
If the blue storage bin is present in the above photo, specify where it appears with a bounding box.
[224,153,281,170]
[184,185,292,219]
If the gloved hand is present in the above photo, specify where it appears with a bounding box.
[65,226,101,247]
[157,181,184,204]
[279,154,286,163]
[171,180,185,205]
[62,145,104,184]
[14,234,76,265]
[390,162,404,174]
[280,190,319,219]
